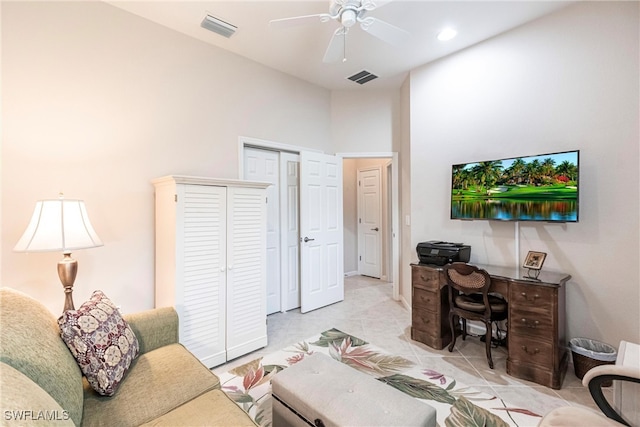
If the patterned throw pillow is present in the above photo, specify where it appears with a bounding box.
[58,290,139,396]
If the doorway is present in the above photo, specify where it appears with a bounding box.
[240,137,346,314]
[343,157,394,283]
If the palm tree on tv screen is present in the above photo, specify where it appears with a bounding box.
[505,158,526,185]
[540,158,557,184]
[556,160,578,182]
[471,161,503,194]
[525,159,542,185]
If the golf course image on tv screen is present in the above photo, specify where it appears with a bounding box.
[451,150,579,222]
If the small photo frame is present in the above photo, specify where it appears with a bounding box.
[523,251,547,270]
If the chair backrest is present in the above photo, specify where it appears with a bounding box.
[444,262,492,315]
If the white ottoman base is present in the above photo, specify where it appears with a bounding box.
[271,353,437,427]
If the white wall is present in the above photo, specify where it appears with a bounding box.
[331,90,400,153]
[1,1,332,315]
[343,158,358,274]
[399,78,411,309]
[406,1,639,345]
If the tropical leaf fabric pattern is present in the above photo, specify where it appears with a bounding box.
[218,329,541,427]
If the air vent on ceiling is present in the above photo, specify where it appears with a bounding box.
[201,14,237,38]
[347,70,378,85]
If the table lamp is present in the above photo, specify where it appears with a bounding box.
[14,195,103,311]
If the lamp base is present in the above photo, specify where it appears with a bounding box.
[58,252,78,311]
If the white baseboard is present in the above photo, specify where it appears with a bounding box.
[400,295,411,311]
[344,271,359,277]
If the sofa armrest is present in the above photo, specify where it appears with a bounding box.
[123,307,179,354]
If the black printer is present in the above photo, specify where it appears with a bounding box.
[416,241,471,266]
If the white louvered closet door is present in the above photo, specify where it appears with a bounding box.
[153,175,268,369]
[180,184,227,368]
[225,186,268,360]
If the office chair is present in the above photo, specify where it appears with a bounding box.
[538,363,640,426]
[444,262,508,369]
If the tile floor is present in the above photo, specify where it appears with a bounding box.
[213,275,611,419]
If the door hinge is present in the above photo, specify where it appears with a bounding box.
[174,194,178,202]
[358,180,361,186]
[359,255,362,261]
[266,197,268,204]
[359,218,361,224]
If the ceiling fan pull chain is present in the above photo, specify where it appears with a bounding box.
[343,33,347,62]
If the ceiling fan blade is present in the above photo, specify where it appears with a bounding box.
[269,14,332,29]
[361,0,394,11]
[359,16,409,46]
[323,27,348,63]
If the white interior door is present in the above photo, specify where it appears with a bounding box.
[280,153,301,311]
[358,167,382,278]
[243,147,280,315]
[300,151,344,313]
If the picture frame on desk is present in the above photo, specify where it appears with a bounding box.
[523,251,547,270]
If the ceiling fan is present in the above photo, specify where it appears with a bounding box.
[269,0,409,63]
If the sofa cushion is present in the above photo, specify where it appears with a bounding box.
[82,343,220,427]
[58,290,140,396]
[139,389,257,427]
[0,288,84,426]
[0,363,75,426]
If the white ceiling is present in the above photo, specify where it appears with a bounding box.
[107,1,572,91]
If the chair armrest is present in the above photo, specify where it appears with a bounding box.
[583,364,640,426]
[583,365,640,386]
[123,307,179,354]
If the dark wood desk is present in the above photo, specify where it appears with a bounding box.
[410,263,571,389]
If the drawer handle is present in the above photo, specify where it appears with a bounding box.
[420,275,429,281]
[421,296,431,304]
[521,345,540,355]
[520,318,540,328]
[521,292,540,302]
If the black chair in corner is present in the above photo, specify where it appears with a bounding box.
[444,262,507,369]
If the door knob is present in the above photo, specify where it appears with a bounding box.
[371,227,379,231]
[303,237,315,242]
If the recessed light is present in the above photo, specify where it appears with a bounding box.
[437,28,457,41]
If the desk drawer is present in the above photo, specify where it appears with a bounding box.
[413,288,439,311]
[510,335,554,368]
[510,306,554,339]
[412,308,440,332]
[509,282,555,312]
[411,327,450,350]
[412,267,440,290]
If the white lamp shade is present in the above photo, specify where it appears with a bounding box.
[14,199,103,253]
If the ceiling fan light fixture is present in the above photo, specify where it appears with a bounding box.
[437,27,457,41]
[341,9,358,27]
[201,14,237,38]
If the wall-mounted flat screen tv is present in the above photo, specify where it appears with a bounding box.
[451,150,579,222]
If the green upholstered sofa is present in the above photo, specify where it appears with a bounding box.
[0,288,257,426]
